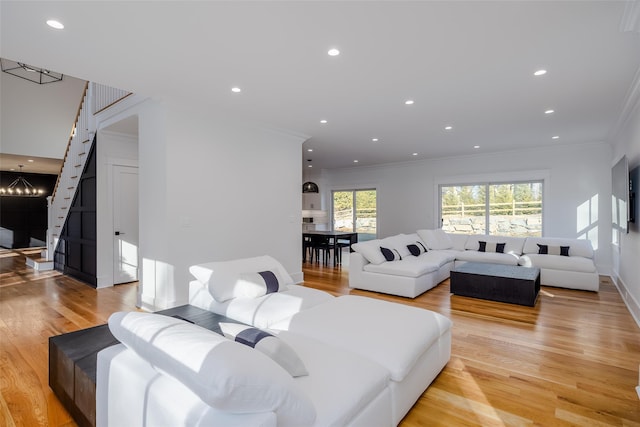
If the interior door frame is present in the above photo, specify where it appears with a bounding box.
[112,164,139,284]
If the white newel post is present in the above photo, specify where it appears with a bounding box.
[46,195,54,260]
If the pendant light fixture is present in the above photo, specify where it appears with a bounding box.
[0,165,45,197]
[302,182,319,193]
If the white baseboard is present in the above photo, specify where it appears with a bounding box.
[291,271,304,284]
[139,295,182,311]
[612,274,640,329]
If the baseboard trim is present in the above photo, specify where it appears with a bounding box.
[612,274,640,329]
[139,295,182,312]
[291,271,304,285]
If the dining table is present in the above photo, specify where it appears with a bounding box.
[302,230,358,265]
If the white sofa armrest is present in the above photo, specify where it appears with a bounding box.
[348,252,369,289]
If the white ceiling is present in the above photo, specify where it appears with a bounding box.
[1,1,639,171]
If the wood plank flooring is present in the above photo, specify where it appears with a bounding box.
[1,248,639,426]
[0,249,138,427]
[303,260,640,426]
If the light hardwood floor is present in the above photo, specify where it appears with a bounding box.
[1,248,639,426]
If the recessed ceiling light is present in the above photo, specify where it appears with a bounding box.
[412,153,418,156]
[46,19,64,29]
[444,126,453,131]
[307,148,313,152]
[545,109,555,114]
[308,164,313,168]
[231,87,241,93]
[405,100,414,105]
[534,69,547,76]
[353,160,359,163]
[320,119,327,124]
[372,138,379,142]
[473,145,480,149]
[328,48,340,56]
[552,135,560,140]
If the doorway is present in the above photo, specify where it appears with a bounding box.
[332,189,377,241]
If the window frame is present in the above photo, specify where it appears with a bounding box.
[331,188,377,240]
[438,179,545,237]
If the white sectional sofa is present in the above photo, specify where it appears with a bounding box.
[97,255,452,427]
[518,237,599,291]
[349,230,599,297]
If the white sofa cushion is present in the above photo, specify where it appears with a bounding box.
[192,283,335,329]
[381,234,412,259]
[272,295,452,382]
[219,323,309,377]
[235,271,283,298]
[417,229,454,250]
[522,237,594,258]
[189,255,294,302]
[352,239,387,265]
[274,330,390,427]
[464,234,526,255]
[108,312,316,425]
[364,256,440,278]
[447,233,469,251]
[418,250,456,267]
[455,250,520,265]
[518,254,597,272]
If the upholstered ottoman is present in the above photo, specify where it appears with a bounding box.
[271,295,452,424]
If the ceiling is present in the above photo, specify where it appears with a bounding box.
[1,1,640,171]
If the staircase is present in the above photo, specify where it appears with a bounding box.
[27,82,131,271]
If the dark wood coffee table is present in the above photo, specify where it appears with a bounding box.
[49,305,241,427]
[450,262,540,306]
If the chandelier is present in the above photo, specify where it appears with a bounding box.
[0,165,45,197]
[1,58,63,84]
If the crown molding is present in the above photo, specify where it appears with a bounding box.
[608,64,640,144]
[620,0,640,33]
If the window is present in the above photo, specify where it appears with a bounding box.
[332,189,377,241]
[440,181,542,237]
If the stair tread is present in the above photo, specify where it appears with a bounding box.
[25,256,52,263]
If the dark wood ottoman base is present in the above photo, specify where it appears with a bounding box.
[450,262,540,306]
[49,305,241,427]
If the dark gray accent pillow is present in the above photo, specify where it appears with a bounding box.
[235,328,273,348]
[380,246,402,261]
[407,244,420,256]
[258,270,280,294]
[407,241,428,256]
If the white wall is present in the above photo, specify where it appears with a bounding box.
[322,142,613,274]
[0,72,86,158]
[134,101,304,310]
[611,97,640,326]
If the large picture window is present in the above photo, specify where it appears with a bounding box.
[440,181,543,237]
